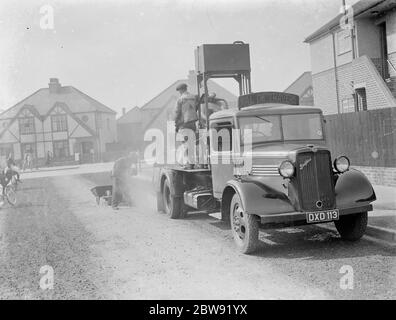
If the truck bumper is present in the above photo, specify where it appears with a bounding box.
[259,204,373,226]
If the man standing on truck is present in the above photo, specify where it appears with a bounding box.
[174,83,198,133]
[174,83,198,168]
[111,152,136,210]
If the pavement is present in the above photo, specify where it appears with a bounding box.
[366,185,396,242]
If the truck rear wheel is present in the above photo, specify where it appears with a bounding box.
[162,178,183,219]
[230,193,259,254]
[334,212,368,241]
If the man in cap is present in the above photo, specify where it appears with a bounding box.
[111,151,137,210]
[174,83,198,169]
[174,83,198,133]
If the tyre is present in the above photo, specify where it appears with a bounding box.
[230,193,259,254]
[334,212,368,241]
[162,178,183,219]
[156,191,164,213]
[5,185,16,206]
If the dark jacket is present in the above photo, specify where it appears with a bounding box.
[174,92,198,129]
[112,157,132,180]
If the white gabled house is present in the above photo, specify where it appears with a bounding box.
[0,78,117,165]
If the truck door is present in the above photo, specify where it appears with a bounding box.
[209,119,234,199]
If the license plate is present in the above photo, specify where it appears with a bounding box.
[306,209,339,223]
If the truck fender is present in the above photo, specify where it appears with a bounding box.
[335,168,376,209]
[221,177,295,221]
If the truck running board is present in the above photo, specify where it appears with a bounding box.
[183,188,217,211]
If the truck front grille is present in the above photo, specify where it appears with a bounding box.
[295,151,335,211]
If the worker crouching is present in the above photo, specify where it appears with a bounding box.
[111,152,137,210]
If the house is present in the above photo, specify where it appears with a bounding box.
[117,106,142,151]
[284,71,314,106]
[304,0,396,186]
[0,78,117,166]
[117,71,237,151]
[304,0,396,114]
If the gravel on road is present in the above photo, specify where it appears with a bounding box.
[0,171,395,299]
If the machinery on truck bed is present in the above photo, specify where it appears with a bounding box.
[154,42,376,254]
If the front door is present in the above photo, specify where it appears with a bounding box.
[80,141,94,163]
[53,140,69,160]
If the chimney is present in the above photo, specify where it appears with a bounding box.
[49,78,61,94]
[122,107,126,115]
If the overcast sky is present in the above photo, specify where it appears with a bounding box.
[0,0,357,116]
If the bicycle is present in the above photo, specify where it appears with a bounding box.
[9,173,19,191]
[0,173,18,207]
[0,181,17,206]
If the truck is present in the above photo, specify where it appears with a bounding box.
[153,42,376,254]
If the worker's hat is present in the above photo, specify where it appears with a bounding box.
[176,83,187,91]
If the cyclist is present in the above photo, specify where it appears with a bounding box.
[6,154,21,183]
[0,165,17,207]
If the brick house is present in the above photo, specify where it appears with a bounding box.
[0,78,117,166]
[305,0,396,186]
[305,0,396,114]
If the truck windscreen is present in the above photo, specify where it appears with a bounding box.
[239,113,323,144]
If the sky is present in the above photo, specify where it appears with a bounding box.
[0,0,358,116]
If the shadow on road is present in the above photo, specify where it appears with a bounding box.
[252,225,396,260]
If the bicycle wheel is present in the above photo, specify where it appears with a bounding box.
[5,185,16,206]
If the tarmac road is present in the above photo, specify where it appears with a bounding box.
[0,171,395,299]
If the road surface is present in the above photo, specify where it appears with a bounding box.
[0,171,395,299]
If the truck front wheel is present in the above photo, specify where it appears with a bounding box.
[162,178,183,219]
[334,212,368,241]
[230,193,259,254]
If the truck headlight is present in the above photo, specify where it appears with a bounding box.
[279,160,295,178]
[334,156,350,173]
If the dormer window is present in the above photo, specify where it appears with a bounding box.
[19,117,35,135]
[51,114,68,132]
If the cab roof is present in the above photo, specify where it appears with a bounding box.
[209,103,323,120]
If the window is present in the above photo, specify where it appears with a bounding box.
[0,144,13,157]
[355,88,367,111]
[210,121,233,152]
[53,140,69,158]
[337,29,352,55]
[238,113,324,144]
[239,116,282,144]
[19,117,35,134]
[282,114,323,140]
[51,114,67,132]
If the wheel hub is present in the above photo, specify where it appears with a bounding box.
[232,204,246,240]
